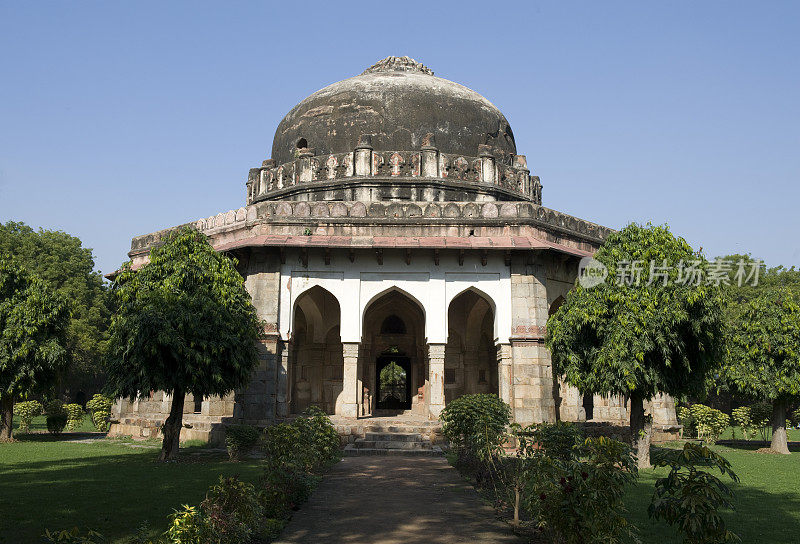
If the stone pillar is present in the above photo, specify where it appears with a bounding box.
[479,144,495,184]
[428,343,446,419]
[338,342,360,417]
[298,148,314,182]
[247,168,259,204]
[512,155,530,195]
[275,339,290,418]
[421,133,439,177]
[354,134,373,176]
[509,254,557,425]
[496,343,513,413]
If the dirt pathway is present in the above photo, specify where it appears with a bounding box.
[274,456,522,544]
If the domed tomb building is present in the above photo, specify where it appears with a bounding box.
[110,57,678,446]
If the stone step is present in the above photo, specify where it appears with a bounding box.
[364,432,421,442]
[352,440,428,450]
[364,423,441,432]
[343,445,443,457]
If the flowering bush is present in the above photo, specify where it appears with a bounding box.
[14,400,42,433]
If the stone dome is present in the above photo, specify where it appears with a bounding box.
[271,56,516,165]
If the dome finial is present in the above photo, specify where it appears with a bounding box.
[363,56,434,76]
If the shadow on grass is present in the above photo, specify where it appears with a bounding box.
[0,442,261,544]
[12,431,108,443]
[626,448,800,544]
[715,440,800,452]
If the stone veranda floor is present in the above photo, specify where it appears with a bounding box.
[274,455,523,544]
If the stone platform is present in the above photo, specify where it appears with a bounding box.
[329,415,445,448]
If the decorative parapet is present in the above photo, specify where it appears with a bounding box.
[129,201,612,254]
[246,140,541,205]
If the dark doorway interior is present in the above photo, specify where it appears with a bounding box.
[376,355,411,410]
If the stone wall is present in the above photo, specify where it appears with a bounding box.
[509,254,557,425]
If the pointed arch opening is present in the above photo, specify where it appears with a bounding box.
[445,289,498,404]
[290,286,342,415]
[360,287,427,416]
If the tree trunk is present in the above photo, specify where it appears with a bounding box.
[629,394,652,469]
[0,395,14,441]
[770,399,791,455]
[159,389,185,461]
[552,375,561,422]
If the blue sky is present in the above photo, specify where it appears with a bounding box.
[1,1,798,274]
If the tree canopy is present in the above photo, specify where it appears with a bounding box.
[0,257,71,440]
[546,223,724,467]
[0,221,111,388]
[104,227,262,459]
[724,286,800,453]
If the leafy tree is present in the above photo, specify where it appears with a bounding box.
[546,224,724,468]
[0,222,111,392]
[724,287,800,454]
[0,258,70,440]
[104,228,262,460]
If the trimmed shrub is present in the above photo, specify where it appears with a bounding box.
[86,394,113,432]
[731,406,758,441]
[689,404,729,444]
[225,424,260,462]
[45,400,68,435]
[292,406,341,472]
[65,403,84,432]
[677,406,695,438]
[263,407,341,474]
[650,442,739,544]
[440,394,511,463]
[14,400,42,433]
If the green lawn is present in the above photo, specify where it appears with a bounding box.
[625,441,800,543]
[3,427,800,544]
[0,433,261,543]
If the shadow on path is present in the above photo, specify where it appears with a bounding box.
[275,456,522,544]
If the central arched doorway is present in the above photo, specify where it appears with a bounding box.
[361,289,426,417]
